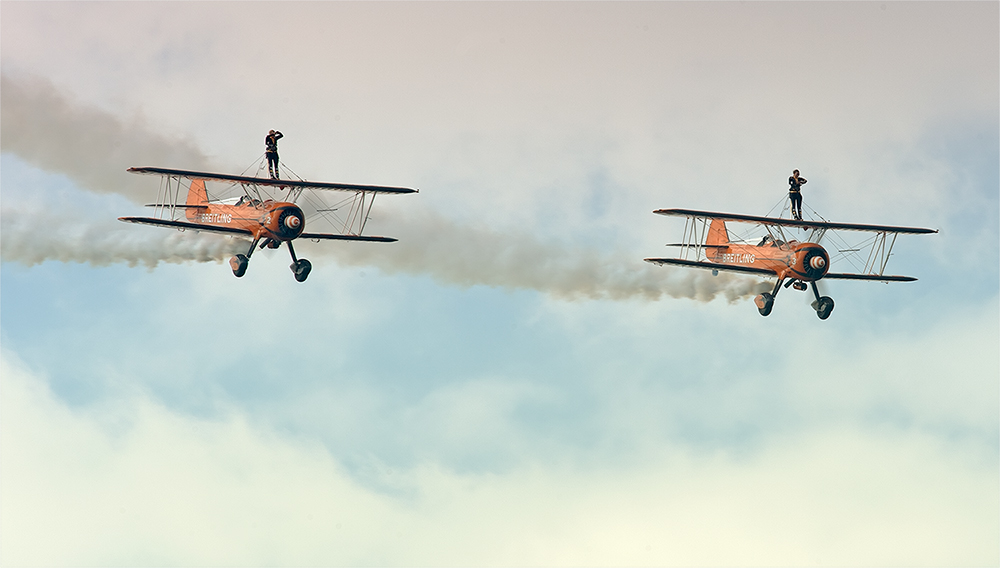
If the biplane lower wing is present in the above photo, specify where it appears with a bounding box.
[300,232,398,243]
[119,218,399,243]
[823,272,917,282]
[654,208,938,235]
[118,216,253,236]
[644,257,777,276]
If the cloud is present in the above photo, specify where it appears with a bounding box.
[2,349,995,566]
[1,72,768,302]
[0,73,212,204]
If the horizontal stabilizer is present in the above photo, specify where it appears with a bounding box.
[664,243,729,249]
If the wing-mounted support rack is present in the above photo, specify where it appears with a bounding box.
[806,226,828,244]
[285,186,305,203]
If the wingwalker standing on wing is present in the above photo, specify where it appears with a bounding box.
[788,169,807,220]
[645,208,937,320]
[265,130,283,179]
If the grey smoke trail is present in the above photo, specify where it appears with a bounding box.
[0,73,212,204]
[1,204,245,268]
[1,72,768,301]
[301,207,769,302]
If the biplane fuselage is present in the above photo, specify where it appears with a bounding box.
[707,240,830,280]
[183,179,305,243]
[700,218,830,282]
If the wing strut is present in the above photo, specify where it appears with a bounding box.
[342,190,378,237]
[865,231,899,276]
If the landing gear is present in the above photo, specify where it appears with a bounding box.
[754,278,785,317]
[229,236,260,278]
[287,240,311,282]
[810,282,835,320]
[291,259,312,282]
[755,292,775,316]
[229,237,310,282]
[230,254,249,277]
[813,297,835,320]
[755,279,836,320]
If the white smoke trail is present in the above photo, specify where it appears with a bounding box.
[1,72,768,301]
[0,73,212,204]
[302,208,770,302]
[1,204,246,268]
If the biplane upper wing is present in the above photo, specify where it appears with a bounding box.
[654,208,937,234]
[644,257,777,276]
[118,216,253,236]
[299,232,398,243]
[128,167,419,194]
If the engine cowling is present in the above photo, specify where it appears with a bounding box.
[263,203,305,240]
[790,243,830,280]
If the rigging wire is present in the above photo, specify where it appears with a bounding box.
[764,194,789,219]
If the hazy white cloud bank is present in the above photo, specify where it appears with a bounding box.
[2,349,996,567]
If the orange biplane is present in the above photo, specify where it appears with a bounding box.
[119,167,417,282]
[645,209,937,319]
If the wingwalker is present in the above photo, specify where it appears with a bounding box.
[645,209,937,319]
[120,167,417,282]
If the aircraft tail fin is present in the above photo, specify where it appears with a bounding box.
[706,218,730,247]
[185,179,208,221]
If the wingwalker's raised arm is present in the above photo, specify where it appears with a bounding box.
[120,166,417,282]
[645,208,937,320]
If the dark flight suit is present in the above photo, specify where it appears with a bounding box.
[266,131,283,179]
[788,175,807,220]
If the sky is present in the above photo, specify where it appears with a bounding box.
[1,1,997,566]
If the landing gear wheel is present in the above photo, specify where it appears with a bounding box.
[754,292,774,317]
[230,254,249,278]
[291,258,312,282]
[812,296,835,320]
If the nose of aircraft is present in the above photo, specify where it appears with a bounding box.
[284,215,301,230]
[810,255,826,270]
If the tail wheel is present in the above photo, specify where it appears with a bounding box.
[813,296,835,320]
[230,254,249,278]
[754,292,774,317]
[291,258,312,282]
